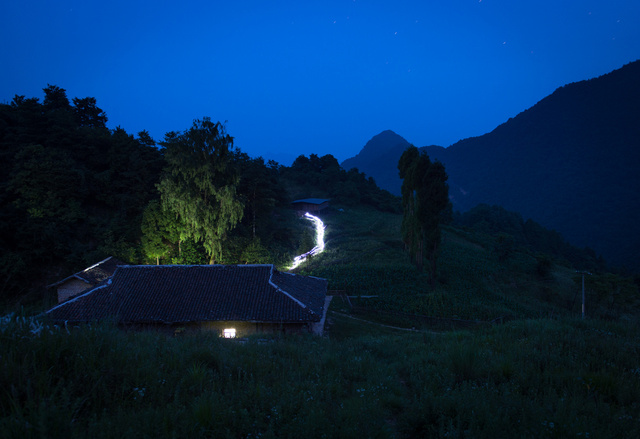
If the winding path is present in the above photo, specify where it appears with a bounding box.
[289,213,326,270]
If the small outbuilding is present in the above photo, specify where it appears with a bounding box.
[47,256,126,303]
[291,198,330,216]
[45,264,328,337]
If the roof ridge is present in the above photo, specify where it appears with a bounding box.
[45,282,110,315]
[267,266,308,310]
[81,256,114,273]
[47,256,121,288]
[46,273,91,289]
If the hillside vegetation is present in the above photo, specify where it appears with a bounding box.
[3,205,640,438]
[2,81,640,438]
[297,206,639,324]
[340,61,640,271]
[0,87,395,306]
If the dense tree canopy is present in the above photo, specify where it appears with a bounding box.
[0,84,402,301]
[141,200,182,265]
[9,83,608,308]
[156,118,244,264]
[0,86,164,299]
[284,153,400,213]
[398,145,449,285]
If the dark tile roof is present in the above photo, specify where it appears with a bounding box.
[271,270,326,317]
[79,257,127,284]
[45,265,327,325]
[47,256,127,288]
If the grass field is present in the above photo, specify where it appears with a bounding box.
[3,313,639,438]
[297,205,638,322]
[2,205,639,438]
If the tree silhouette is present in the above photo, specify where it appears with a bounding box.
[157,118,244,264]
[398,145,449,286]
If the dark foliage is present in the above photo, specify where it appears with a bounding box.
[283,153,400,213]
[143,124,304,266]
[0,87,163,299]
[454,204,606,272]
[398,146,450,285]
[0,85,401,302]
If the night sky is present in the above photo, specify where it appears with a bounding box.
[2,1,639,165]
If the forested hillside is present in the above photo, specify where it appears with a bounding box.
[0,86,164,300]
[2,87,639,437]
[429,60,640,271]
[0,86,398,304]
[1,79,635,310]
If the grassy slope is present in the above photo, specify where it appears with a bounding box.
[297,205,637,323]
[2,205,640,438]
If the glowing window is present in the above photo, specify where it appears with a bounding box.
[223,328,236,338]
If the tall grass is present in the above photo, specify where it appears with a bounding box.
[2,313,639,438]
[3,205,639,437]
[301,206,639,322]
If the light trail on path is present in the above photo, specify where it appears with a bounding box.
[289,213,325,270]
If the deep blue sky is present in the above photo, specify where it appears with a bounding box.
[2,1,639,165]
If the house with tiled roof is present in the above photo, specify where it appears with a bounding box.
[47,256,126,303]
[45,264,328,337]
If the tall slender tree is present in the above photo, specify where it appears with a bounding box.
[419,159,449,283]
[398,145,449,286]
[157,118,244,264]
[236,154,278,239]
[398,145,421,264]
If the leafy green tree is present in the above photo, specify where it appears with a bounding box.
[157,118,244,264]
[141,200,182,264]
[11,144,85,223]
[240,238,271,264]
[420,159,449,281]
[42,85,77,149]
[398,145,449,286]
[170,238,209,265]
[0,86,164,299]
[10,144,87,260]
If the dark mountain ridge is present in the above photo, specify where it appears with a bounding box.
[342,60,640,270]
[341,130,411,193]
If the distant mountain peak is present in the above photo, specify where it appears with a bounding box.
[341,130,410,166]
[339,130,413,196]
[375,129,402,137]
[361,130,409,151]
[342,60,640,271]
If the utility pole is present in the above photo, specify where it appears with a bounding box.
[576,271,592,319]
